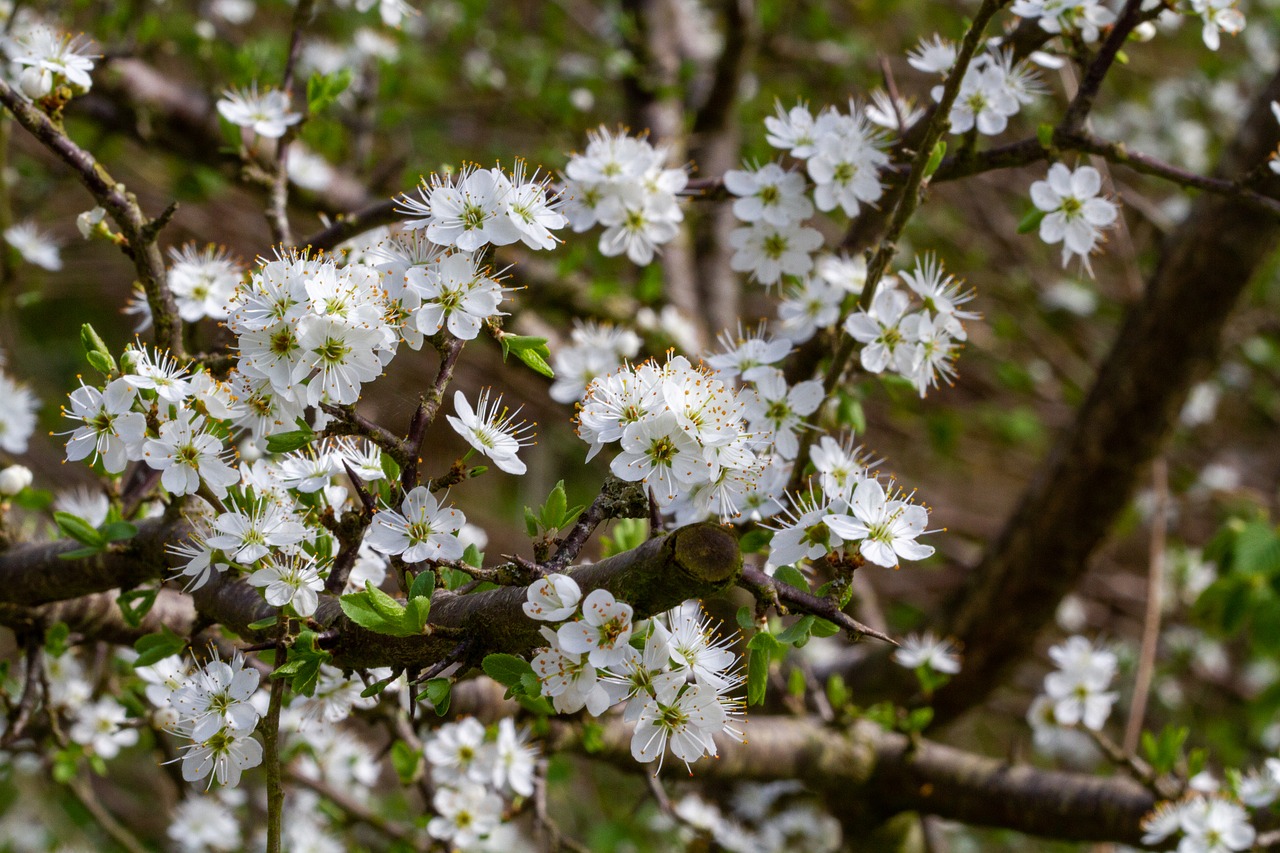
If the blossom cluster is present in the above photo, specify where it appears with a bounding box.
[525,575,744,771]
[0,353,38,456]
[560,126,688,265]
[400,162,566,252]
[1142,792,1259,853]
[575,353,777,521]
[549,319,642,404]
[423,717,539,848]
[1026,635,1119,742]
[908,39,1042,138]
[4,21,96,100]
[768,472,935,570]
[137,651,265,788]
[843,253,975,396]
[663,785,842,853]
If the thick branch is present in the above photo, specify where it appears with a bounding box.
[1,521,742,672]
[557,715,1156,847]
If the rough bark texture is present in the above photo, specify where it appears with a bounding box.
[932,69,1280,725]
[0,521,742,671]
[557,715,1156,846]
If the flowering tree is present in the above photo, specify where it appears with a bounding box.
[0,0,1276,850]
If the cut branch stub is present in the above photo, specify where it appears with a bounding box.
[326,521,743,670]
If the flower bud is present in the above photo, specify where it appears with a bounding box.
[76,206,106,240]
[0,464,33,495]
[18,66,52,100]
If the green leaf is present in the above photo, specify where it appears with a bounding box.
[339,582,421,637]
[811,618,840,638]
[776,615,816,647]
[58,546,103,560]
[405,596,431,634]
[500,333,555,378]
[524,507,539,538]
[1141,725,1189,775]
[11,488,53,511]
[100,521,138,543]
[773,564,808,592]
[462,544,483,569]
[747,643,771,706]
[44,622,70,658]
[736,605,755,632]
[133,627,186,668]
[247,616,278,631]
[265,428,317,454]
[425,677,452,716]
[1017,207,1046,235]
[903,707,934,733]
[409,570,436,602]
[86,351,116,376]
[80,323,116,374]
[739,529,771,555]
[390,739,422,784]
[271,631,331,696]
[54,511,106,548]
[923,140,947,177]
[582,722,605,754]
[1036,123,1055,149]
[306,68,352,114]
[379,451,400,483]
[117,588,157,628]
[482,653,535,690]
[544,481,567,529]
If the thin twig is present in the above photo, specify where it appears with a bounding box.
[2,633,42,747]
[65,775,149,853]
[287,770,427,849]
[739,565,896,645]
[265,0,317,246]
[1124,456,1167,754]
[0,76,182,354]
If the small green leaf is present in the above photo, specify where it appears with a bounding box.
[363,580,407,621]
[482,653,535,690]
[80,324,116,374]
[265,428,317,454]
[747,644,771,706]
[903,707,934,733]
[425,677,452,716]
[736,605,755,632]
[44,622,70,658]
[133,627,186,668]
[1017,207,1046,235]
[777,615,816,647]
[811,618,840,638]
[306,68,352,114]
[923,140,947,177]
[524,507,539,538]
[100,521,138,543]
[58,546,104,560]
[339,583,420,637]
[462,544,483,569]
[1036,123,1055,149]
[739,529,772,554]
[379,451,400,482]
[117,588,157,628]
[409,570,436,602]
[405,596,431,634]
[544,481,568,530]
[54,511,106,548]
[500,334,555,378]
[86,351,116,376]
[390,739,422,784]
[773,564,808,592]
[247,616,278,631]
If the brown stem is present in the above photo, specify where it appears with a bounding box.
[1124,456,1168,754]
[0,77,182,354]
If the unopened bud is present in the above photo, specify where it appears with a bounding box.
[18,66,52,100]
[0,464,33,496]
